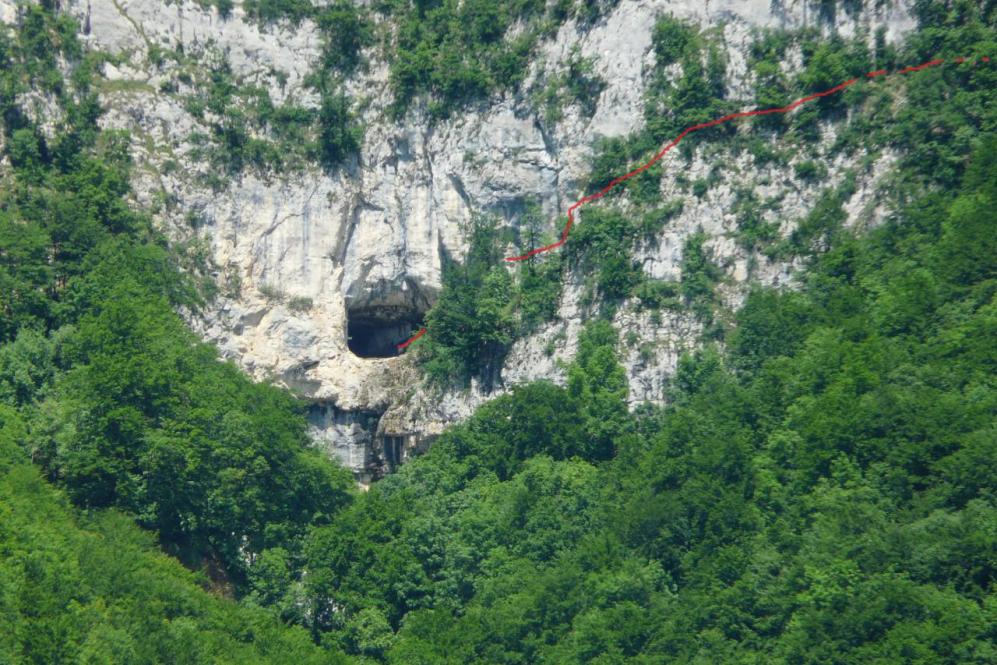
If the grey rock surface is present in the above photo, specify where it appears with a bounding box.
[3,0,916,475]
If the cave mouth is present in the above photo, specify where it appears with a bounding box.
[347,312,424,358]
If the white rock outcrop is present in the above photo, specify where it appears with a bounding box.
[6,0,916,476]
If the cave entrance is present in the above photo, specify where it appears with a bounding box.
[346,313,423,358]
[383,435,405,469]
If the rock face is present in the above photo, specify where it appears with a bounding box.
[16,0,916,477]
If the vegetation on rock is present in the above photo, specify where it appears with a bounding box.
[1,2,995,664]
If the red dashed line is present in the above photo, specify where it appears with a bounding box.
[396,55,989,351]
[396,327,427,351]
[896,58,945,75]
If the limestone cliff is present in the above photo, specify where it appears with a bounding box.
[3,0,917,479]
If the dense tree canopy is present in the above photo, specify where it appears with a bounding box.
[295,132,997,663]
[0,416,349,664]
[0,6,353,660]
[1,2,994,663]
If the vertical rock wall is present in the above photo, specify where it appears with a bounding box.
[20,0,919,475]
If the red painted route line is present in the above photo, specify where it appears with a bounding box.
[503,56,960,263]
[398,54,986,351]
[397,327,427,350]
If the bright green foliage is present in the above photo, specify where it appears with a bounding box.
[652,14,694,66]
[727,288,812,373]
[418,195,685,382]
[5,2,997,661]
[316,89,363,168]
[294,7,997,655]
[633,278,681,311]
[514,201,563,332]
[568,207,644,303]
[791,35,873,140]
[778,177,854,257]
[418,207,571,384]
[799,38,861,108]
[419,217,515,385]
[564,202,683,312]
[566,321,629,460]
[586,16,728,204]
[645,16,729,146]
[177,49,362,178]
[0,5,357,652]
[0,11,158,342]
[161,2,371,180]
[794,159,827,181]
[0,426,346,664]
[0,329,56,407]
[516,255,562,330]
[531,46,606,124]
[679,231,723,321]
[749,30,793,128]
[243,0,314,24]
[317,1,373,73]
[36,281,354,582]
[732,187,781,251]
[297,134,997,663]
[887,10,997,188]
[419,196,683,385]
[515,200,563,334]
[745,28,876,141]
[380,0,555,118]
[304,328,628,649]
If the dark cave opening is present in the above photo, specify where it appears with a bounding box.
[347,313,423,358]
[382,435,404,469]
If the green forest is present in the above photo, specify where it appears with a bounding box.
[1,1,995,663]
